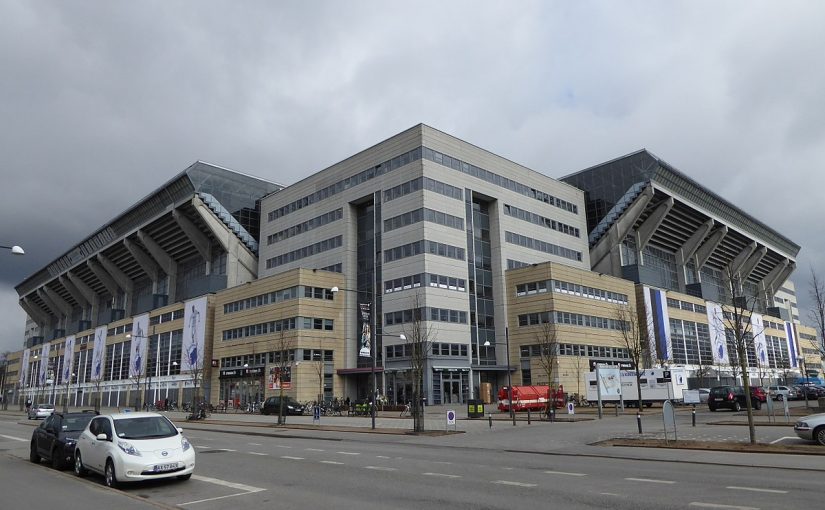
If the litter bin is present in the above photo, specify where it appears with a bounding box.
[467,399,485,418]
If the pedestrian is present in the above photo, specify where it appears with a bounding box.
[25,397,32,413]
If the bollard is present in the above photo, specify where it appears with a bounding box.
[527,409,531,424]
[550,407,555,423]
[615,403,619,417]
[488,413,493,429]
[692,405,696,427]
[636,412,643,434]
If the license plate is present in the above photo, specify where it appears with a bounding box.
[714,398,723,401]
[154,463,178,472]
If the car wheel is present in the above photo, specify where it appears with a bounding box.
[708,405,716,412]
[51,448,64,470]
[29,441,40,464]
[177,473,192,481]
[754,400,762,411]
[104,459,119,489]
[74,451,87,477]
[733,401,741,412]
[814,427,825,446]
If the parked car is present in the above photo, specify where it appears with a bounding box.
[698,388,711,403]
[795,385,824,400]
[708,386,762,412]
[30,411,98,469]
[261,396,305,415]
[794,412,825,445]
[73,412,195,488]
[28,403,55,420]
[768,385,796,401]
[749,386,768,403]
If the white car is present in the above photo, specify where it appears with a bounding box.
[768,385,796,401]
[28,403,55,420]
[794,412,825,445]
[73,412,195,488]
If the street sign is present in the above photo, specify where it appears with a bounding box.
[683,389,701,404]
[662,370,672,382]
[567,402,575,415]
[446,409,456,425]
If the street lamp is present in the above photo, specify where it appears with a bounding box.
[330,285,380,430]
[0,245,25,255]
[798,355,810,408]
[486,327,515,426]
[63,372,76,413]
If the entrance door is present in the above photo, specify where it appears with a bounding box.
[442,378,462,404]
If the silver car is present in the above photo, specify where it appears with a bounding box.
[28,403,55,420]
[794,412,825,445]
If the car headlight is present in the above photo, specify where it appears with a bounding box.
[117,440,142,456]
[181,435,191,452]
[287,405,295,410]
[65,438,76,445]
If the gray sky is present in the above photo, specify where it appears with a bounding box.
[2,1,824,354]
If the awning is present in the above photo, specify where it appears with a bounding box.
[336,367,385,375]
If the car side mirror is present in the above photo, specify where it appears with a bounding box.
[176,427,183,433]
[96,433,109,441]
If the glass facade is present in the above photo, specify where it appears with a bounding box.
[467,194,496,366]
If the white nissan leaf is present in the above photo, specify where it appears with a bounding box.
[73,412,195,488]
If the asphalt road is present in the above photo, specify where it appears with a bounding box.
[0,411,822,510]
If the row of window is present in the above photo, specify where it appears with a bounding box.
[149,308,184,326]
[385,342,469,359]
[106,323,133,337]
[223,285,334,314]
[266,208,343,245]
[666,298,707,314]
[384,307,468,326]
[422,147,579,214]
[383,240,465,263]
[504,231,583,262]
[321,263,342,273]
[383,207,464,233]
[520,343,630,360]
[504,204,580,238]
[222,316,334,341]
[268,147,422,221]
[518,311,627,331]
[384,273,467,294]
[221,350,297,368]
[383,176,463,203]
[507,259,531,269]
[265,235,343,269]
[515,279,628,304]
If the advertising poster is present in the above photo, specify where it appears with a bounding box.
[182,296,207,372]
[785,321,799,368]
[62,335,75,384]
[129,313,150,378]
[359,302,371,357]
[598,366,622,396]
[268,366,292,390]
[706,301,729,365]
[643,287,671,361]
[19,349,30,387]
[750,313,768,367]
[38,342,51,387]
[91,326,107,381]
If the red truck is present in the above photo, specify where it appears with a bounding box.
[497,385,565,412]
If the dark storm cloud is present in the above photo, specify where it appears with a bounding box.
[2,1,825,352]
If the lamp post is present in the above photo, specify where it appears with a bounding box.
[0,245,25,255]
[330,285,380,430]
[798,355,809,408]
[487,327,515,426]
[62,372,76,413]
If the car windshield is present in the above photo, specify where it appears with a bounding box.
[62,415,95,432]
[38,404,54,409]
[114,416,178,440]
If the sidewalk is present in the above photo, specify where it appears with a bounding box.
[4,405,823,472]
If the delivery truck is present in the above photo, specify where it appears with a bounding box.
[585,367,688,407]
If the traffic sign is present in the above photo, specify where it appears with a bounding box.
[446,409,456,425]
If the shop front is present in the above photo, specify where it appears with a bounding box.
[219,366,265,410]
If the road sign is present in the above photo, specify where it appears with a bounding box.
[567,402,575,415]
[446,409,456,425]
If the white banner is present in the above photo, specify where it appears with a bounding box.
[785,321,800,368]
[38,342,51,387]
[182,296,207,372]
[706,301,729,365]
[643,287,672,361]
[91,326,107,382]
[62,335,76,384]
[750,313,768,367]
[129,314,150,378]
[19,349,30,387]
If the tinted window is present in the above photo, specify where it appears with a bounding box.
[63,415,95,432]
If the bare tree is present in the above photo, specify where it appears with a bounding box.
[572,350,586,404]
[534,314,559,414]
[615,303,650,411]
[808,267,825,360]
[721,267,758,444]
[402,293,434,433]
[271,328,295,425]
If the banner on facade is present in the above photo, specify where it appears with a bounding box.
[38,342,51,387]
[359,302,372,357]
[268,366,292,389]
[751,313,768,367]
[643,287,671,362]
[129,313,150,378]
[62,335,75,385]
[706,301,729,365]
[785,321,799,368]
[19,349,30,387]
[91,326,107,381]
[182,296,207,372]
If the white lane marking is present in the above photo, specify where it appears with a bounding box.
[433,461,452,465]
[365,466,397,471]
[545,470,587,477]
[195,445,211,449]
[423,472,461,479]
[689,503,759,510]
[336,451,360,455]
[492,480,536,487]
[600,492,622,496]
[769,436,796,445]
[274,445,292,449]
[726,486,787,494]
[305,448,324,452]
[190,475,265,493]
[502,467,514,470]
[320,460,345,465]
[281,456,304,460]
[376,455,391,459]
[217,448,236,452]
[0,435,27,442]
[248,452,268,456]
[625,478,675,484]
[248,443,262,446]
